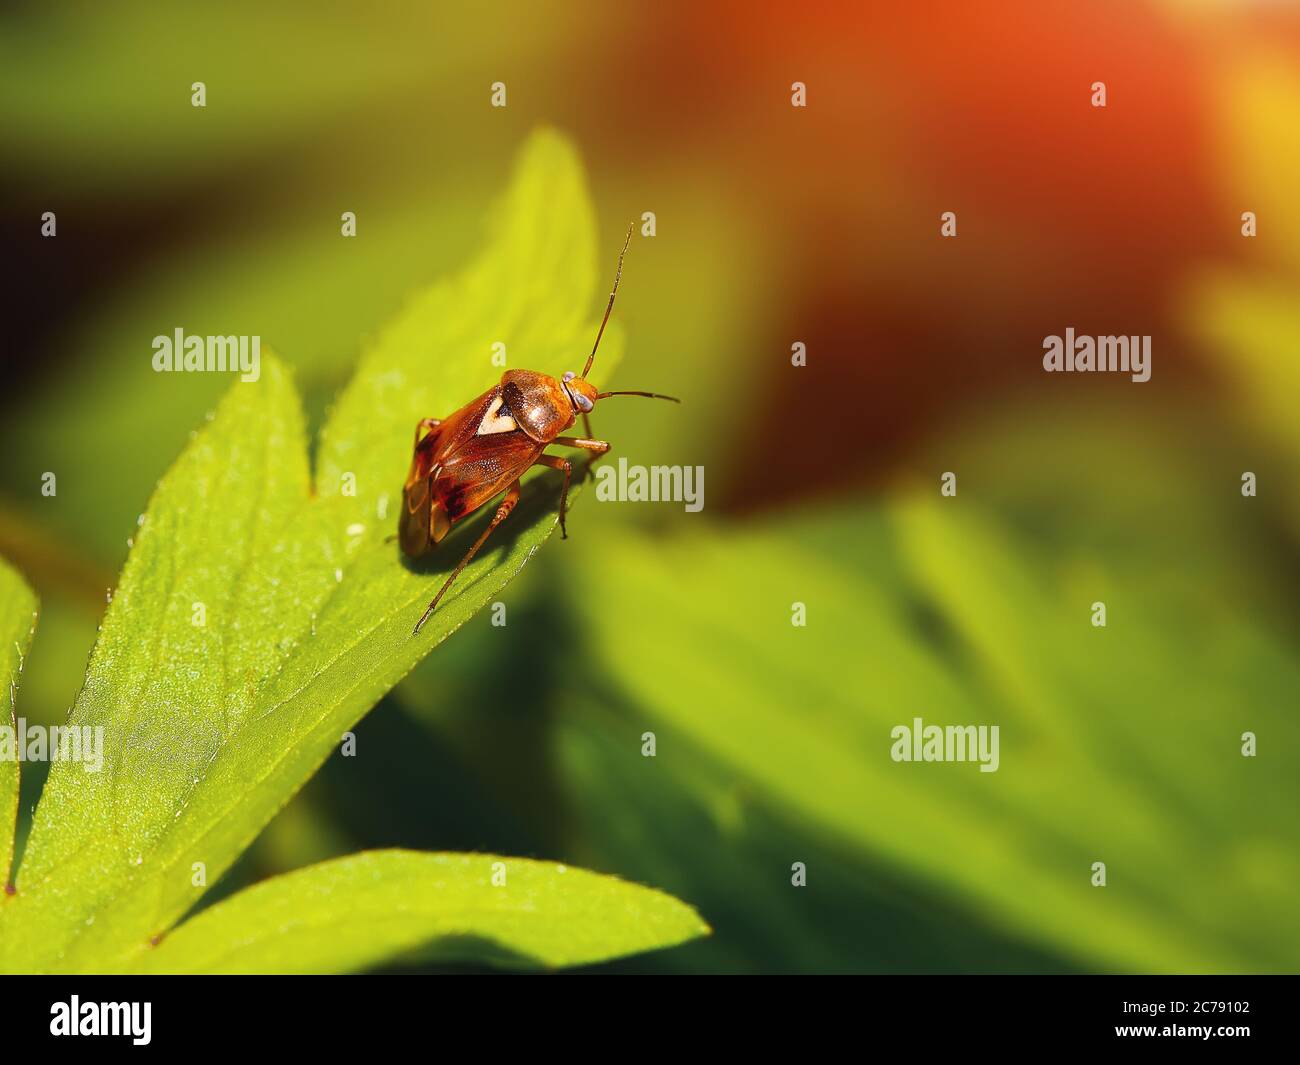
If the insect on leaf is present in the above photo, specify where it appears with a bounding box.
[0,129,662,974]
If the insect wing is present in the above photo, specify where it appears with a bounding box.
[425,385,543,525]
[435,429,542,523]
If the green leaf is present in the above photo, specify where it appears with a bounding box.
[133,850,707,974]
[571,502,1300,973]
[0,129,646,974]
[0,559,38,887]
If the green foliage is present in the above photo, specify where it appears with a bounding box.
[0,561,38,885]
[134,850,706,974]
[564,501,1300,973]
[0,131,702,974]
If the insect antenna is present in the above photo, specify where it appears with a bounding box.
[582,222,635,378]
[595,390,681,403]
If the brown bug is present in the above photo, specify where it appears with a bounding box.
[401,224,678,635]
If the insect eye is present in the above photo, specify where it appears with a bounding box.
[575,393,593,413]
[562,371,575,382]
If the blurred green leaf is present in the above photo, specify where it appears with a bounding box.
[389,523,1073,974]
[569,502,1300,973]
[0,560,38,886]
[135,850,706,974]
[0,130,684,975]
[547,690,1076,974]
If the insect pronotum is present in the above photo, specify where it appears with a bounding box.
[400,224,678,635]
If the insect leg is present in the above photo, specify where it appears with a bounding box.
[412,480,521,636]
[553,435,612,482]
[533,454,574,539]
[413,417,441,449]
[552,436,610,454]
